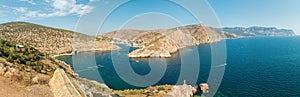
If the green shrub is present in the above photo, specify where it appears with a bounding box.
[0,39,52,73]
[158,86,165,91]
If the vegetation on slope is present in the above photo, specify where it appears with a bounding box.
[0,22,77,54]
[0,22,118,54]
[0,39,54,74]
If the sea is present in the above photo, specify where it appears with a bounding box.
[57,36,300,96]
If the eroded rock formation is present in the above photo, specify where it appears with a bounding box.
[49,69,84,97]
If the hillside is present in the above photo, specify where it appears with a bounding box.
[0,22,118,54]
[99,24,235,57]
[0,38,114,97]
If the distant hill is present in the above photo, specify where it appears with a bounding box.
[222,27,295,37]
[0,22,118,54]
[99,24,237,57]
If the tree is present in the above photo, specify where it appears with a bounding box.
[28,53,37,61]
[26,61,32,66]
[13,59,21,64]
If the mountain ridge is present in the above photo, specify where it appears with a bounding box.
[222,26,295,36]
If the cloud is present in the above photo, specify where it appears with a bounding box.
[19,0,36,5]
[15,7,28,13]
[43,0,51,3]
[51,0,94,16]
[90,0,100,2]
[14,0,94,20]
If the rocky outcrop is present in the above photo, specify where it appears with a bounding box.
[127,39,177,58]
[49,69,84,97]
[77,78,113,97]
[0,63,7,75]
[49,69,113,97]
[200,83,209,93]
[165,81,195,97]
[0,61,24,82]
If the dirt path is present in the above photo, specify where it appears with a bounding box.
[0,76,54,97]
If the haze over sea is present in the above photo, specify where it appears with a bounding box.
[58,36,300,96]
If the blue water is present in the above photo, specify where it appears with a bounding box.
[58,36,300,96]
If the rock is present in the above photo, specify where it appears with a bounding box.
[49,69,84,97]
[32,74,49,84]
[41,70,46,74]
[159,91,166,94]
[10,68,19,73]
[25,68,32,72]
[77,77,113,97]
[0,63,7,75]
[4,68,19,78]
[4,70,13,77]
[167,81,194,97]
[0,63,5,67]
[4,67,22,81]
[192,85,198,94]
[200,83,209,93]
[144,90,151,94]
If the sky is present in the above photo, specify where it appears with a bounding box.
[0,0,300,35]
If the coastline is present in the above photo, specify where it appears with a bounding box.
[54,35,299,96]
[53,36,256,59]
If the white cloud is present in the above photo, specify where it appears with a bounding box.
[53,0,73,10]
[14,0,94,20]
[90,0,100,2]
[50,0,94,16]
[15,7,28,13]
[19,0,36,5]
[43,0,51,3]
